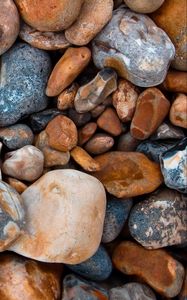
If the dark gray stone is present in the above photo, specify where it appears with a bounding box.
[150,122,185,141]
[117,132,140,152]
[68,109,91,127]
[109,283,156,300]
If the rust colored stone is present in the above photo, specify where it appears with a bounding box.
[85,133,114,155]
[162,71,187,93]
[57,83,79,110]
[97,108,122,136]
[130,88,170,140]
[71,146,101,171]
[92,152,163,198]
[46,115,78,152]
[112,241,185,298]
[7,177,28,194]
[78,122,97,146]
[170,94,187,129]
[46,47,91,97]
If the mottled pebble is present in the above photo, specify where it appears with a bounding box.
[70,146,101,172]
[85,134,114,155]
[68,109,92,127]
[150,122,185,140]
[57,83,79,111]
[78,122,97,146]
[163,71,187,93]
[170,94,187,129]
[97,108,122,136]
[117,132,140,152]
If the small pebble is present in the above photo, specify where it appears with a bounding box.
[85,133,114,155]
[57,83,79,111]
[70,146,101,172]
[78,122,97,146]
[68,109,92,127]
[97,108,122,136]
[124,0,165,13]
[170,94,187,129]
[7,177,28,194]
[150,122,185,140]
[117,132,140,152]
[162,71,187,93]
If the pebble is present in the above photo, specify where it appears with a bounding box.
[102,197,133,243]
[97,108,122,136]
[109,283,156,300]
[92,152,163,198]
[91,105,106,118]
[130,88,170,140]
[57,83,79,111]
[92,7,175,87]
[74,68,117,113]
[9,170,106,264]
[0,124,34,150]
[70,146,101,172]
[46,47,91,97]
[160,138,187,193]
[0,0,20,55]
[66,245,112,281]
[7,177,28,194]
[68,109,92,127]
[2,145,44,182]
[0,253,62,300]
[112,241,185,298]
[0,180,25,251]
[78,122,97,146]
[45,115,78,152]
[65,0,113,46]
[129,188,187,249]
[117,132,140,152]
[162,71,187,93]
[0,43,51,127]
[179,270,187,300]
[124,0,165,13]
[150,122,185,140]
[170,94,187,129]
[85,134,114,155]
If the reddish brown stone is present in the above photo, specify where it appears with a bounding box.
[57,83,79,110]
[78,122,97,146]
[7,177,28,194]
[162,71,187,93]
[85,133,114,155]
[117,132,140,152]
[130,88,170,140]
[112,241,185,298]
[170,94,187,129]
[97,108,122,136]
[71,146,101,171]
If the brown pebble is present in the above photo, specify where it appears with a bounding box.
[78,122,97,146]
[57,83,79,110]
[124,0,165,13]
[7,177,28,194]
[117,132,140,152]
[170,94,187,129]
[71,146,101,171]
[97,108,122,136]
[91,105,106,118]
[163,71,187,93]
[85,133,114,155]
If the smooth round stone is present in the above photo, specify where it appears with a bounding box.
[102,197,133,243]
[150,122,185,140]
[0,181,25,251]
[0,43,51,127]
[85,133,114,155]
[129,188,187,249]
[66,245,112,281]
[170,94,187,129]
[0,124,34,150]
[92,7,175,87]
[117,132,140,152]
[9,170,106,264]
[124,0,165,13]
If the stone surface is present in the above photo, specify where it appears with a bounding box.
[9,170,106,264]
[0,0,20,55]
[130,88,170,140]
[65,0,113,46]
[92,152,163,198]
[2,145,44,182]
[112,241,185,298]
[70,146,101,172]
[124,0,165,13]
[160,138,187,193]
[66,246,112,281]
[162,71,187,93]
[46,115,78,152]
[129,188,187,249]
[170,94,187,129]
[0,181,25,251]
[14,0,84,32]
[97,108,122,136]
[7,177,28,194]
[85,134,114,155]
[109,283,156,300]
[57,83,79,111]
[102,197,133,243]
[74,68,117,113]
[68,109,91,127]
[92,7,175,87]
[46,47,91,97]
[0,253,62,300]
[0,124,34,150]
[117,132,140,152]
[0,43,51,127]
[179,269,187,300]
[150,122,185,140]
[78,122,97,146]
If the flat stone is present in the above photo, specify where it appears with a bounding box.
[97,108,122,136]
[109,283,156,300]
[85,133,114,155]
[150,122,185,140]
[170,94,187,129]
[124,0,165,13]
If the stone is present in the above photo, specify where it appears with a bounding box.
[78,122,97,146]
[7,178,28,194]
[85,134,114,155]
[68,109,91,127]
[170,94,187,129]
[57,83,79,110]
[0,124,34,150]
[97,108,122,136]
[0,181,25,251]
[129,188,187,249]
[70,147,101,172]
[160,138,187,193]
[0,253,62,300]
[151,0,187,71]
[124,0,165,13]
[19,22,71,50]
[2,145,44,182]
[0,43,51,127]
[14,0,84,32]
[179,269,187,300]
[45,115,78,152]
[66,245,112,281]
[0,0,20,55]
[92,152,163,198]
[74,68,117,113]
[112,79,139,122]
[130,88,170,140]
[65,0,113,46]
[62,274,109,300]
[92,7,175,87]
[150,122,185,140]
[46,47,91,97]
[102,197,133,243]
[112,241,185,298]
[9,170,106,264]
[109,283,156,300]
[162,71,187,93]
[91,105,106,118]
[117,132,140,152]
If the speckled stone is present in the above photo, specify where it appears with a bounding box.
[92,7,175,87]
[129,188,187,249]
[102,197,133,243]
[109,283,156,300]
[160,138,187,193]
[85,133,114,155]
[66,246,112,281]
[0,43,51,127]
[150,122,185,140]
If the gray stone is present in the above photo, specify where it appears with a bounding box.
[109,283,156,300]
[150,122,185,140]
[117,132,140,152]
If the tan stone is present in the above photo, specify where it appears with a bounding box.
[46,47,91,97]
[85,133,114,155]
[97,108,122,136]
[179,269,187,300]
[170,94,187,129]
[57,83,79,110]
[71,146,101,171]
[124,0,165,13]
[163,71,187,93]
[7,177,28,194]
[78,122,97,146]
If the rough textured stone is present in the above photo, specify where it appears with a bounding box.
[129,188,187,249]
[57,83,79,111]
[124,0,165,13]
[112,241,185,298]
[117,132,140,152]
[78,123,97,146]
[85,134,114,155]
[170,94,187,129]
[70,146,101,172]
[0,181,25,251]
[150,122,185,140]
[109,283,156,300]
[97,108,122,136]
[74,68,117,113]
[0,43,51,127]
[92,152,163,198]
[92,7,175,87]
[7,177,28,194]
[162,71,187,93]
[9,170,106,264]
